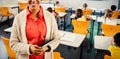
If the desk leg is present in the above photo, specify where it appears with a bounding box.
[64,15,66,31]
[97,22,101,35]
[90,20,95,43]
[80,41,83,59]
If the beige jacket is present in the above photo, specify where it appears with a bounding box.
[10,8,60,59]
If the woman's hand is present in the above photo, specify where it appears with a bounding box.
[40,46,49,52]
[29,45,43,55]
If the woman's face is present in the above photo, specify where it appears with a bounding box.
[28,0,40,10]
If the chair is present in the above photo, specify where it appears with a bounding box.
[111,11,119,19]
[1,7,14,22]
[1,36,16,59]
[104,55,114,59]
[0,7,2,14]
[18,2,27,11]
[102,24,120,37]
[55,7,66,13]
[72,20,90,35]
[42,0,49,2]
[54,52,64,59]
[83,9,93,16]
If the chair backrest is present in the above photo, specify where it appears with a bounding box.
[0,7,2,13]
[1,36,16,59]
[1,7,9,16]
[72,20,90,35]
[112,11,119,19]
[55,7,66,12]
[18,2,27,11]
[43,0,49,2]
[83,9,93,16]
[102,24,120,37]
[54,52,64,59]
[104,55,114,59]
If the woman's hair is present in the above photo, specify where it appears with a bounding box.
[56,1,59,4]
[104,9,113,18]
[28,0,40,4]
[47,7,53,13]
[83,3,88,8]
[114,32,120,47]
[75,9,83,19]
[111,5,117,11]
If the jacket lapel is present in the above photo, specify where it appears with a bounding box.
[43,10,51,42]
[21,9,27,43]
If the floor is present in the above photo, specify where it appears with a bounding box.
[0,11,111,59]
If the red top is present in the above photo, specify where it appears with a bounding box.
[26,6,47,59]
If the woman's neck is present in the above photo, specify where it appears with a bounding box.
[30,8,40,15]
[29,7,40,21]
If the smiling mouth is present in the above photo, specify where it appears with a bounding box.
[31,4,36,7]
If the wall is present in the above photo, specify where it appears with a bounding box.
[1,0,27,5]
[0,0,2,5]
[57,0,119,10]
[1,0,119,10]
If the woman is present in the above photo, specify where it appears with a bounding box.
[103,9,117,25]
[10,0,60,59]
[75,9,92,21]
[108,32,120,59]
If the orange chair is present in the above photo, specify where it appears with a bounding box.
[0,7,2,13]
[112,11,119,19]
[72,20,90,35]
[104,55,114,59]
[1,7,13,22]
[1,36,16,59]
[18,2,27,11]
[83,9,93,16]
[54,52,64,59]
[55,7,66,13]
[42,0,49,2]
[102,24,120,37]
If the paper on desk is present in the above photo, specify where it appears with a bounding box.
[59,31,76,42]
[94,36,112,50]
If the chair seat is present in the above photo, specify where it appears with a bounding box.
[73,29,89,35]
[1,36,16,59]
[2,13,13,17]
[54,52,64,59]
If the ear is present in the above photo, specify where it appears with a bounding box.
[111,38,115,46]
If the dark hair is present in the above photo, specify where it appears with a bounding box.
[83,3,88,8]
[105,9,113,18]
[28,0,40,4]
[111,5,117,11]
[47,7,53,13]
[75,9,83,19]
[114,32,120,47]
[56,1,59,4]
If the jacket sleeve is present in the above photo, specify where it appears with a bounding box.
[44,13,60,52]
[10,15,31,55]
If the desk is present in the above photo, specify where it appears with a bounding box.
[58,30,86,59]
[4,27,12,32]
[94,36,112,50]
[57,12,67,30]
[58,30,86,47]
[70,14,97,20]
[116,19,120,25]
[5,28,86,47]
